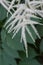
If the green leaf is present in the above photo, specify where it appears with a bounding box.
[19,59,41,65]
[1,29,6,42]
[40,39,43,52]
[1,29,24,51]
[1,28,25,65]
[26,26,37,44]
[0,5,7,21]
[2,42,20,58]
[28,47,37,59]
[19,46,37,59]
[36,25,43,37]
[18,51,26,59]
[30,17,42,23]
[0,28,21,65]
[0,50,17,65]
[36,18,43,37]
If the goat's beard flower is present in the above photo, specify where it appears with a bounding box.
[4,0,43,58]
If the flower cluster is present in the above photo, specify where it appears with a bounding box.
[3,0,43,57]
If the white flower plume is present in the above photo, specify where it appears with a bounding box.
[4,0,43,58]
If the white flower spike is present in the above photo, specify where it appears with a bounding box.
[4,0,43,58]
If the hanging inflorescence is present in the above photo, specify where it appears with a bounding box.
[2,0,43,57]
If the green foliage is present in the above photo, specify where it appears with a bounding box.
[40,39,43,52]
[26,25,37,44]
[0,0,43,65]
[0,50,17,65]
[0,5,7,21]
[19,59,41,65]
[1,29,24,51]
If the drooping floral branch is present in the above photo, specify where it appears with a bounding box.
[1,0,43,57]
